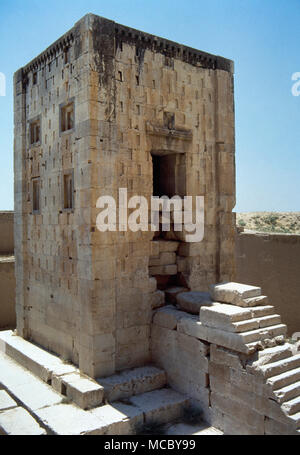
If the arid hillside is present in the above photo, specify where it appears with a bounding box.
[236,212,300,234]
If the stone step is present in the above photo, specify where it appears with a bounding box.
[282,396,300,416]
[0,407,46,435]
[254,345,293,367]
[250,306,276,318]
[0,350,189,435]
[97,366,167,402]
[267,367,300,391]
[241,324,287,344]
[210,282,261,307]
[36,388,190,435]
[258,354,300,380]
[231,315,281,333]
[273,381,300,404]
[0,330,77,383]
[129,388,190,427]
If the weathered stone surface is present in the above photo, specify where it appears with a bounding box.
[272,381,300,404]
[200,303,252,328]
[90,402,143,435]
[0,407,46,435]
[249,354,300,380]
[177,292,213,315]
[130,388,189,425]
[153,305,186,330]
[150,290,165,309]
[243,295,268,307]
[211,282,261,306]
[53,372,104,409]
[0,330,77,383]
[250,344,293,367]
[98,366,166,402]
[35,403,106,435]
[0,390,17,412]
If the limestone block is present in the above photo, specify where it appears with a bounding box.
[52,372,104,409]
[210,282,261,306]
[157,240,179,253]
[150,241,160,257]
[178,317,263,354]
[153,306,186,330]
[177,291,213,315]
[211,391,264,429]
[149,264,178,276]
[0,407,46,435]
[90,402,143,435]
[248,354,300,380]
[264,416,298,435]
[251,344,293,367]
[210,344,244,370]
[250,305,276,318]
[176,331,209,356]
[149,252,176,267]
[243,296,268,307]
[272,381,300,404]
[200,303,252,330]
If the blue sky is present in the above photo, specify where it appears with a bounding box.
[0,0,299,212]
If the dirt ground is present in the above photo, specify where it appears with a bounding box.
[236,212,300,234]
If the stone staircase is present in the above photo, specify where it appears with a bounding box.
[0,330,218,435]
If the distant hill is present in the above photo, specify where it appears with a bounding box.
[236,212,300,234]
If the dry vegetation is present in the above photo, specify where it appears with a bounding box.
[236,212,300,234]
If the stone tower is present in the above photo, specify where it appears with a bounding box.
[14,14,236,378]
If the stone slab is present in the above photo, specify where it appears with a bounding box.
[53,372,104,409]
[176,291,213,315]
[153,306,186,330]
[0,330,77,383]
[200,303,252,330]
[35,403,106,435]
[0,407,46,435]
[211,282,261,306]
[0,390,17,412]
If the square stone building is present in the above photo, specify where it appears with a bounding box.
[14,14,236,378]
